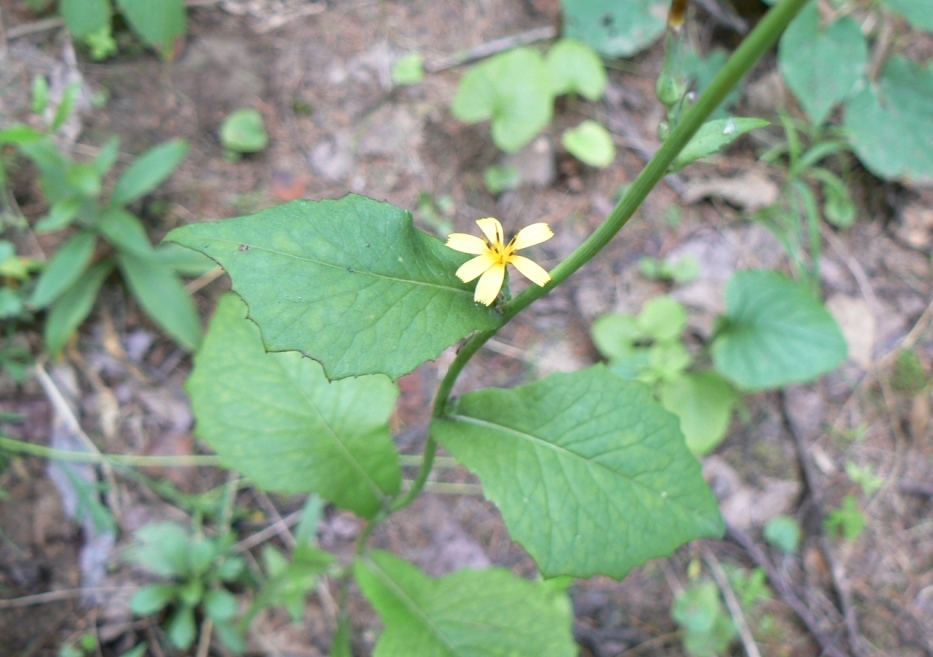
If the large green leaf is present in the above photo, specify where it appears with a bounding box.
[712,270,847,390]
[117,253,201,350]
[451,48,553,153]
[166,195,501,380]
[882,0,933,31]
[560,0,667,58]
[60,0,111,39]
[658,372,736,455]
[843,56,933,183]
[116,0,186,56]
[187,294,400,518]
[111,140,188,206]
[432,366,724,579]
[355,550,576,657]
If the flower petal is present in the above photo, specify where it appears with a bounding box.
[455,253,496,283]
[446,233,489,255]
[476,217,505,246]
[474,263,505,305]
[511,223,553,251]
[510,255,551,287]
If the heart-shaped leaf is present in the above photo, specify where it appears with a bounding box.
[560,0,668,58]
[778,4,868,125]
[546,39,607,100]
[658,372,736,455]
[712,270,847,390]
[187,294,401,518]
[432,366,724,579]
[355,551,576,657]
[562,120,615,168]
[167,194,502,380]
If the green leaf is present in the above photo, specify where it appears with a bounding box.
[882,0,933,31]
[432,366,724,579]
[130,583,177,616]
[591,313,642,359]
[32,76,49,114]
[204,589,238,622]
[167,194,501,380]
[117,252,201,350]
[44,260,112,356]
[116,643,149,657]
[0,124,44,145]
[167,606,197,650]
[545,39,607,100]
[778,6,867,125]
[451,48,553,153]
[671,118,769,172]
[843,56,933,183]
[35,197,81,233]
[638,296,686,342]
[30,230,97,309]
[392,52,425,86]
[482,165,519,194]
[50,81,80,133]
[762,515,801,554]
[116,0,186,56]
[153,243,217,277]
[355,550,577,657]
[186,294,401,517]
[658,372,736,455]
[561,120,615,168]
[111,139,188,206]
[92,136,120,176]
[682,48,738,120]
[672,582,737,657]
[66,162,102,198]
[329,616,352,657]
[60,0,111,39]
[712,270,847,390]
[220,109,268,154]
[125,522,191,577]
[97,208,155,256]
[560,0,667,57]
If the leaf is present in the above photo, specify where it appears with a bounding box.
[451,48,553,153]
[432,366,724,579]
[125,522,192,577]
[329,616,352,657]
[97,208,156,256]
[762,515,801,554]
[60,0,111,39]
[671,118,769,172]
[130,583,177,615]
[92,136,120,176]
[682,47,738,120]
[34,197,81,233]
[153,243,217,277]
[355,550,577,657]
[778,5,868,125]
[591,313,642,359]
[111,139,188,206]
[186,294,401,518]
[117,252,201,350]
[392,52,425,86]
[843,56,933,183]
[167,606,196,650]
[712,270,847,390]
[44,260,113,356]
[0,124,44,145]
[166,194,501,380]
[638,296,686,342]
[204,589,238,622]
[561,120,615,168]
[29,230,97,308]
[116,0,186,56]
[560,0,667,58]
[658,372,736,455]
[882,0,933,32]
[220,109,268,154]
[672,582,737,657]
[545,39,607,100]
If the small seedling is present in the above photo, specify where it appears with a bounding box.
[763,514,801,554]
[392,52,425,86]
[220,109,269,158]
[824,495,866,541]
[845,461,884,496]
[672,581,737,657]
[638,254,699,283]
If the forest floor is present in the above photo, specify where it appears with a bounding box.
[0,0,932,656]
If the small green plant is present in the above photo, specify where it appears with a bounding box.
[392,52,425,86]
[824,494,866,541]
[220,109,269,158]
[891,348,929,394]
[672,580,737,657]
[763,514,802,554]
[59,0,187,60]
[126,522,246,651]
[1,81,206,355]
[845,461,884,496]
[638,253,699,283]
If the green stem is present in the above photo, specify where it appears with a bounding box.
[385,0,809,524]
[0,435,221,467]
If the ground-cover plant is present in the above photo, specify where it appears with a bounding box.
[0,87,206,355]
[158,1,820,652]
[57,0,187,60]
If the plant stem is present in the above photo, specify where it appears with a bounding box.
[385,0,809,524]
[0,435,221,467]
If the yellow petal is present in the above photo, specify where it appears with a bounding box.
[474,263,505,305]
[511,222,553,251]
[455,253,496,283]
[510,255,551,287]
[446,233,489,255]
[476,217,505,246]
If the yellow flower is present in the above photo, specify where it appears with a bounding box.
[446,217,553,306]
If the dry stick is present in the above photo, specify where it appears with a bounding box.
[725,523,849,657]
[0,586,134,609]
[701,545,762,657]
[779,391,865,657]
[195,618,213,657]
[425,25,558,73]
